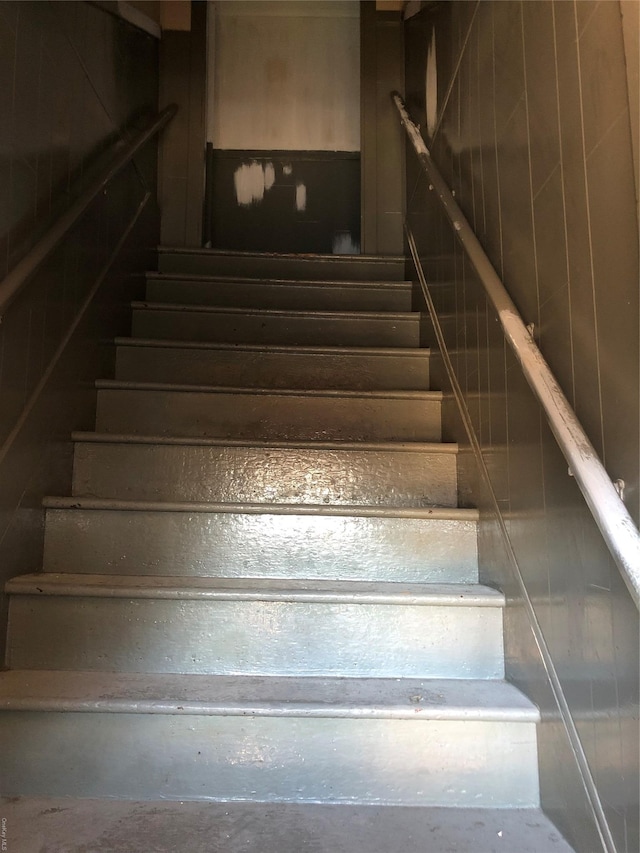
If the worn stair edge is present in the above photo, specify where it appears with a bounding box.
[115,338,429,358]
[71,432,458,453]
[146,272,413,290]
[0,672,539,722]
[158,247,406,263]
[43,496,478,520]
[132,302,418,323]
[7,575,502,607]
[96,379,441,401]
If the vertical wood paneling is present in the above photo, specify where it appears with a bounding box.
[0,1,159,662]
[620,0,639,213]
[405,2,639,850]
[360,1,378,253]
[360,3,404,255]
[158,0,207,247]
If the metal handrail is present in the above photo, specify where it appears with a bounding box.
[0,104,178,318]
[392,91,640,609]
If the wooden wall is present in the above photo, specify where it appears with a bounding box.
[360,1,405,255]
[158,0,207,246]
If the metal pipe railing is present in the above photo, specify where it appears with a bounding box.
[392,91,640,609]
[0,104,178,318]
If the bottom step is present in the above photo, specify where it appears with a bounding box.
[0,672,539,806]
[0,798,575,853]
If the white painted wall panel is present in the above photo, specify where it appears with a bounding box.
[209,1,360,152]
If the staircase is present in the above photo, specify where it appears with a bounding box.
[0,249,573,851]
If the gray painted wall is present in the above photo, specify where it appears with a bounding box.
[620,0,639,219]
[404,2,639,851]
[209,1,360,152]
[158,0,207,247]
[0,0,160,660]
[360,3,405,255]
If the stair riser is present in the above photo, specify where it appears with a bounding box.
[0,712,539,806]
[132,309,420,348]
[95,390,442,442]
[7,597,504,678]
[146,278,413,312]
[43,511,478,583]
[158,252,406,282]
[115,347,430,391]
[72,445,458,506]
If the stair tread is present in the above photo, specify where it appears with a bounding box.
[146,272,413,289]
[72,431,458,452]
[132,301,417,321]
[7,574,502,605]
[96,378,441,400]
[0,671,537,720]
[115,337,429,357]
[43,495,479,520]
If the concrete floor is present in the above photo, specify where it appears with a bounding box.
[0,799,575,853]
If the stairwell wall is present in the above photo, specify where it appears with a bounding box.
[0,0,160,661]
[158,0,207,247]
[404,2,639,851]
[360,2,405,255]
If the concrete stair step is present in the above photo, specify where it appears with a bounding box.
[2,248,554,821]
[42,498,478,583]
[131,302,420,348]
[71,434,458,506]
[157,247,407,281]
[94,381,442,442]
[145,272,413,311]
[0,799,575,851]
[5,576,505,678]
[0,673,538,806]
[115,338,430,390]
